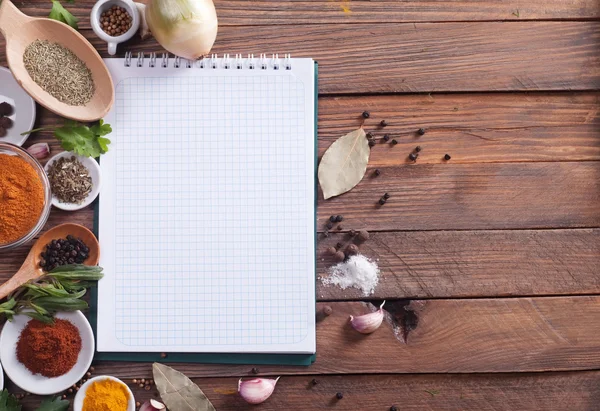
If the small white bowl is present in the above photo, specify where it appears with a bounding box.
[74,376,136,411]
[0,361,4,390]
[90,0,140,56]
[45,151,102,211]
[0,311,95,395]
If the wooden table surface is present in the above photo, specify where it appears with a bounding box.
[2,0,600,409]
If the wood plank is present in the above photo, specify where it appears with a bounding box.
[3,226,599,300]
[2,22,600,93]
[318,161,600,231]
[16,298,600,378]
[11,371,600,410]
[16,0,600,26]
[317,229,600,299]
[31,93,600,164]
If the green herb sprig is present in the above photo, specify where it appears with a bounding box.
[0,265,104,324]
[22,120,112,158]
[48,0,78,29]
[0,390,70,411]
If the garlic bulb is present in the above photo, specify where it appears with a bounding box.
[238,377,280,404]
[349,301,386,334]
[145,0,218,60]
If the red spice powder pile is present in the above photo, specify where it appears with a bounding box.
[16,319,82,378]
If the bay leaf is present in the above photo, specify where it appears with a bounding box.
[153,363,216,411]
[318,128,370,199]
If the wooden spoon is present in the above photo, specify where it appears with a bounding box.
[0,224,100,300]
[0,0,114,122]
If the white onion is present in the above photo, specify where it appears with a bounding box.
[145,0,218,60]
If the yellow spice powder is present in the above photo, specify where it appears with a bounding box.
[82,379,129,411]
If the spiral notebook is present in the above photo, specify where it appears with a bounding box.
[93,53,317,365]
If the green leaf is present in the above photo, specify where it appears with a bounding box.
[0,298,17,311]
[0,389,22,411]
[153,363,216,411]
[36,396,70,411]
[53,121,112,158]
[34,297,88,312]
[24,311,54,324]
[48,1,78,29]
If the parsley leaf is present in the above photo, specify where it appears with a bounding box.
[36,396,69,411]
[0,389,22,411]
[48,0,78,30]
[54,120,112,158]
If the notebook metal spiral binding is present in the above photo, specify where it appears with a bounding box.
[124,53,293,70]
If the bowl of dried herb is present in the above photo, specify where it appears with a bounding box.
[45,151,102,211]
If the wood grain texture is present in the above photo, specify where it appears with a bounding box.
[30,93,600,164]
[318,162,600,231]
[316,229,600,299]
[16,0,600,26]
[6,298,594,378]
[2,22,600,93]
[10,371,600,410]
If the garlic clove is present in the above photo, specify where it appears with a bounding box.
[238,377,280,404]
[139,400,166,411]
[349,301,386,334]
[135,2,152,40]
[26,142,50,160]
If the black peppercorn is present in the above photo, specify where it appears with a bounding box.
[374,169,381,177]
[391,139,398,145]
[362,111,370,119]
[384,193,390,199]
[444,153,452,160]
[349,229,357,237]
[366,132,373,139]
[380,120,387,127]
[369,140,376,148]
[335,242,343,250]
[323,306,333,316]
[329,215,336,223]
[336,392,344,399]
[390,406,398,411]
[251,367,259,374]
[383,134,390,142]
[415,146,422,152]
[409,153,418,161]
[311,378,319,385]
[378,198,386,205]
[418,128,426,135]
[326,222,334,230]
[346,244,359,255]
[335,215,344,222]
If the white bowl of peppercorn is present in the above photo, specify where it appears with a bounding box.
[90,0,140,56]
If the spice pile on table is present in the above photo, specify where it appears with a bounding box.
[0,153,45,245]
[16,318,82,377]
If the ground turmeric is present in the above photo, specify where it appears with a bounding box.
[82,378,130,411]
[0,154,45,244]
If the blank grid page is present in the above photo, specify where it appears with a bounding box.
[98,59,316,353]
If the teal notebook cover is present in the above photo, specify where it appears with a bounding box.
[90,60,318,366]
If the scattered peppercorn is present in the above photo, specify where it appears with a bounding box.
[349,229,357,237]
[136,402,141,408]
[346,244,359,255]
[251,367,259,374]
[334,251,345,262]
[326,222,334,230]
[383,134,390,142]
[444,154,452,160]
[336,392,344,399]
[335,242,343,250]
[133,379,138,384]
[160,353,167,358]
[415,146,422,152]
[337,225,343,230]
[329,215,337,223]
[380,120,387,127]
[362,111,370,119]
[390,406,398,411]
[368,140,376,148]
[62,395,67,399]
[418,128,426,135]
[391,139,398,145]
[145,385,151,391]
[409,153,418,161]
[366,132,373,139]
[139,383,144,388]
[99,5,133,37]
[326,246,336,255]
[335,215,344,222]
[311,378,319,385]
[357,230,370,241]
[90,366,95,372]
[323,306,333,316]
[378,198,386,205]
[384,193,390,199]
[374,169,381,177]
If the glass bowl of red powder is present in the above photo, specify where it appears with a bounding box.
[0,142,52,251]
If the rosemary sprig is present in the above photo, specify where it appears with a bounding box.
[0,265,103,324]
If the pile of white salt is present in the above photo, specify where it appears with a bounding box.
[321,254,380,296]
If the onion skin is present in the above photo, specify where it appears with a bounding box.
[145,0,218,60]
